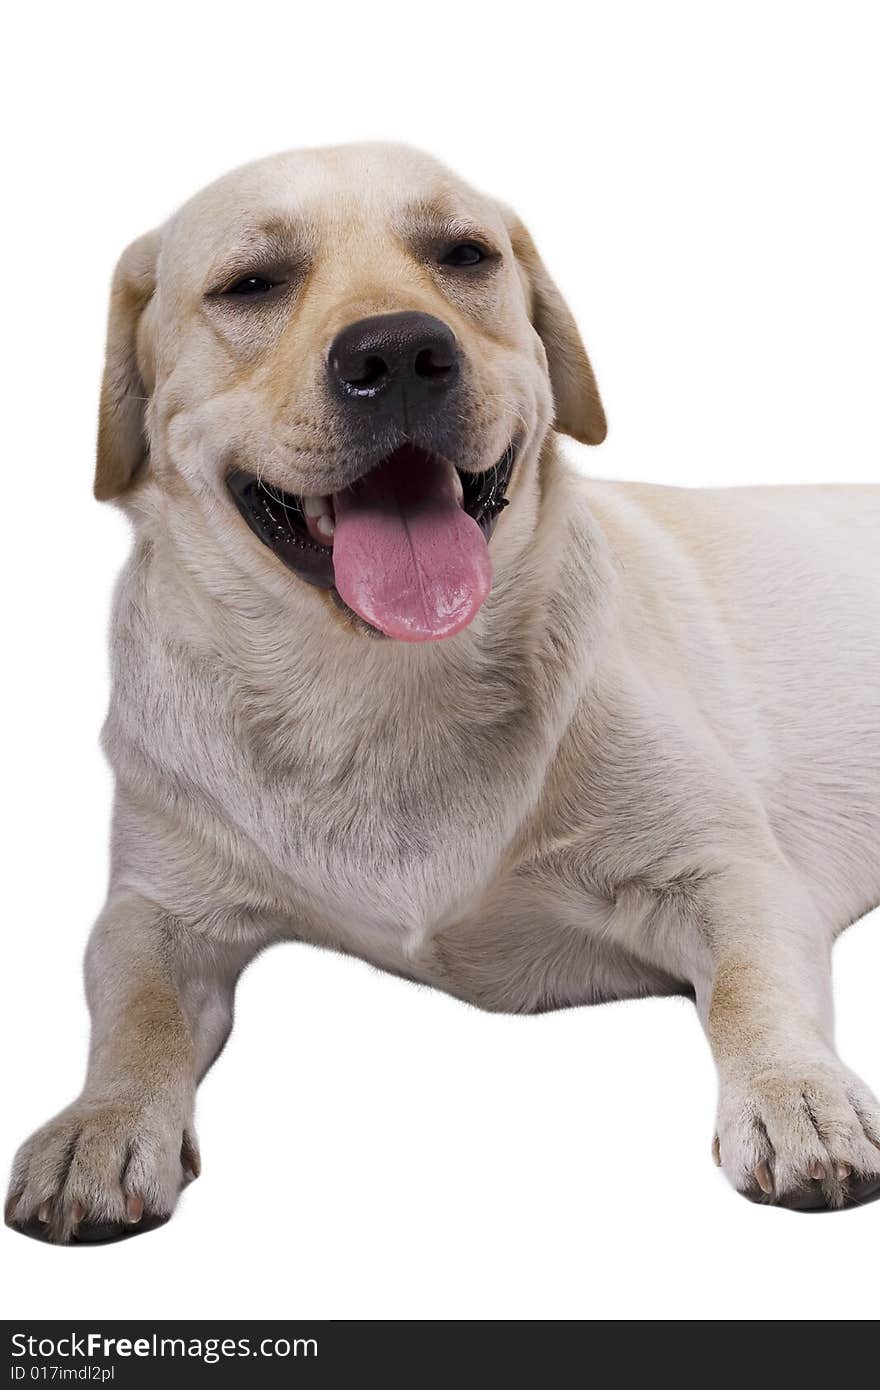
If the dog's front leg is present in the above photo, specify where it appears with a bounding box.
[6,893,251,1242]
[691,864,880,1209]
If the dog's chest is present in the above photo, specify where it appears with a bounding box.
[109,573,582,962]
[261,716,542,952]
[129,655,556,957]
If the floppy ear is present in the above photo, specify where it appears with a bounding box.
[94,230,160,500]
[506,215,607,445]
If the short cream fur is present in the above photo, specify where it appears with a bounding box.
[7,144,880,1241]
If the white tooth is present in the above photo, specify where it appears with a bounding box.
[452,469,464,504]
[303,494,331,518]
[316,514,336,540]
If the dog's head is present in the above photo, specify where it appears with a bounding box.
[96,144,605,642]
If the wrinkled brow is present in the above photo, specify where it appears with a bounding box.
[201,217,313,289]
[396,197,498,250]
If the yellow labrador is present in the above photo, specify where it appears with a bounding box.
[7,144,880,1242]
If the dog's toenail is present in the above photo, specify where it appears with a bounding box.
[836,1162,851,1180]
[808,1159,825,1180]
[37,1201,52,1223]
[711,1135,721,1166]
[126,1194,144,1223]
[754,1161,774,1194]
[5,1195,22,1223]
[71,1201,86,1224]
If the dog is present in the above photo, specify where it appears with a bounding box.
[6,143,880,1242]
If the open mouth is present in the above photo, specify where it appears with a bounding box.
[227,442,516,641]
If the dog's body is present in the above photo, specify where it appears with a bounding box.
[8,145,880,1241]
[110,473,880,1006]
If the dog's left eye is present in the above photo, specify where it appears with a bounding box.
[223,275,279,296]
[441,242,486,268]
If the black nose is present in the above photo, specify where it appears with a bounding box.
[328,312,459,406]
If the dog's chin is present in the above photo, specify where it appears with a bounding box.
[226,441,517,641]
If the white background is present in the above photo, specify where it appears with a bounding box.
[2,0,878,1322]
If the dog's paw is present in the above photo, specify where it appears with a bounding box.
[713,1059,880,1211]
[5,1098,200,1243]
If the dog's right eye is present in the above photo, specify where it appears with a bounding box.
[223,275,279,296]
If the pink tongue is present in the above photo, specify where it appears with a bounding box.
[332,447,492,642]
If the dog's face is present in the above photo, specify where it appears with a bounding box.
[96,144,605,641]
